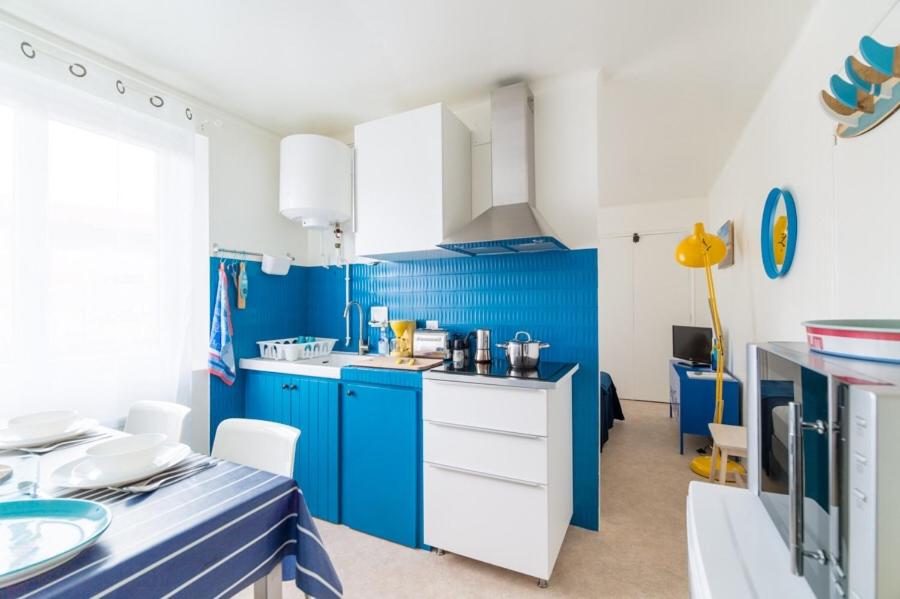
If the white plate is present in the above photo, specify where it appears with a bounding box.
[0,419,97,450]
[50,443,191,489]
[6,411,78,441]
[0,499,112,588]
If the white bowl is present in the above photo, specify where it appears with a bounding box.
[85,433,167,476]
[6,411,79,441]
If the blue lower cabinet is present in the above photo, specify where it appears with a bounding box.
[245,371,291,424]
[244,370,340,523]
[341,382,419,547]
[291,377,340,523]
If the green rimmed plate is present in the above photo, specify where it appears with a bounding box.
[0,499,111,588]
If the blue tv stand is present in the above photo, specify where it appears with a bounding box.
[668,359,742,454]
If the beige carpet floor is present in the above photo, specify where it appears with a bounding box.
[238,399,709,598]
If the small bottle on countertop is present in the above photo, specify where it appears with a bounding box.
[452,338,466,370]
[378,329,389,355]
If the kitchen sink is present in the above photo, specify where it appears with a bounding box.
[239,351,365,380]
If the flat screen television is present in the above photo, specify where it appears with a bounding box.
[672,325,713,366]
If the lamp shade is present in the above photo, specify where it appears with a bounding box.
[675,223,727,268]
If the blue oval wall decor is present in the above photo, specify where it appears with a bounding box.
[760,187,797,279]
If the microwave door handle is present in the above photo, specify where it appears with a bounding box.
[788,400,805,576]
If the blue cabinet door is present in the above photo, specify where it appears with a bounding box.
[245,371,340,522]
[290,376,340,523]
[245,371,286,423]
[341,382,418,547]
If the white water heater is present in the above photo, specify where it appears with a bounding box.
[279,134,352,229]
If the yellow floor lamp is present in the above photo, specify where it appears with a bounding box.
[674,223,740,479]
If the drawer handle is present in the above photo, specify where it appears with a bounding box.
[281,383,289,390]
[425,420,543,440]
[426,461,543,487]
[290,384,297,391]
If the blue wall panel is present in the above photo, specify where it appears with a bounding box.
[208,259,308,442]
[210,250,600,530]
[341,250,600,530]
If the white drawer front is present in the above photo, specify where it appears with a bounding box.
[423,461,550,579]
[422,379,547,436]
[423,420,547,484]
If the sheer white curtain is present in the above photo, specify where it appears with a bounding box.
[0,61,200,425]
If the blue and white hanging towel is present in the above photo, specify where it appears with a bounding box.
[209,262,236,385]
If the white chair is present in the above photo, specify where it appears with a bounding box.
[211,419,301,599]
[124,400,191,443]
[708,423,748,485]
[211,418,300,477]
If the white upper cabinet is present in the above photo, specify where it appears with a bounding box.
[354,103,471,260]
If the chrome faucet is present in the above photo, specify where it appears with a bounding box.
[343,301,369,355]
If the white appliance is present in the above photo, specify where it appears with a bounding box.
[421,364,577,587]
[745,342,900,598]
[279,134,352,229]
[353,102,471,260]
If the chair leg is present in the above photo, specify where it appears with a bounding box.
[253,564,282,599]
[708,445,718,482]
[719,449,729,485]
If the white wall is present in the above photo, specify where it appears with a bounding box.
[206,122,308,261]
[705,0,900,384]
[453,71,602,249]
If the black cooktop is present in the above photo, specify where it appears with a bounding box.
[429,359,578,383]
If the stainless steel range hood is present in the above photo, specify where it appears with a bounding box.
[439,82,567,256]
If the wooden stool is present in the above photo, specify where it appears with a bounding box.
[708,423,747,485]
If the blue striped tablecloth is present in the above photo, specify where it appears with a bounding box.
[5,459,343,598]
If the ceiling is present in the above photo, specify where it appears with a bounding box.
[0,0,816,203]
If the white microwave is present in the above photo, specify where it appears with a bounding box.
[748,343,900,599]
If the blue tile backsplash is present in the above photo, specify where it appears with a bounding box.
[208,259,307,437]
[210,249,600,530]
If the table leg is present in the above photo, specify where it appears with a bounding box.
[253,564,282,599]
[718,449,729,485]
[708,445,717,482]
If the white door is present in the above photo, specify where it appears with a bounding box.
[632,232,693,402]
[598,237,636,400]
[599,232,694,402]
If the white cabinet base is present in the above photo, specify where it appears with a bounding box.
[422,375,573,583]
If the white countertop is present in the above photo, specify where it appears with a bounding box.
[686,481,814,599]
[240,352,364,380]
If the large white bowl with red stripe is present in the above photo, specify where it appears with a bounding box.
[803,319,900,363]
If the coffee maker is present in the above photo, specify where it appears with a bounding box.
[471,328,492,363]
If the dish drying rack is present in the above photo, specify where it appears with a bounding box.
[257,337,338,361]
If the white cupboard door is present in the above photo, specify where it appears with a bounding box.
[423,420,548,484]
[424,462,550,579]
[423,380,547,436]
[354,104,443,257]
[632,232,693,402]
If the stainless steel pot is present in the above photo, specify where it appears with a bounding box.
[496,331,550,370]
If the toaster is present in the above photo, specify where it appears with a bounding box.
[412,329,449,359]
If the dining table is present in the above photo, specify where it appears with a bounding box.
[0,426,343,598]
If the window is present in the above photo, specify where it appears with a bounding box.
[0,65,204,426]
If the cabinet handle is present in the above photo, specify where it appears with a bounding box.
[346,389,355,396]
[281,383,289,390]
[290,384,297,391]
[426,461,543,487]
[425,420,544,440]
